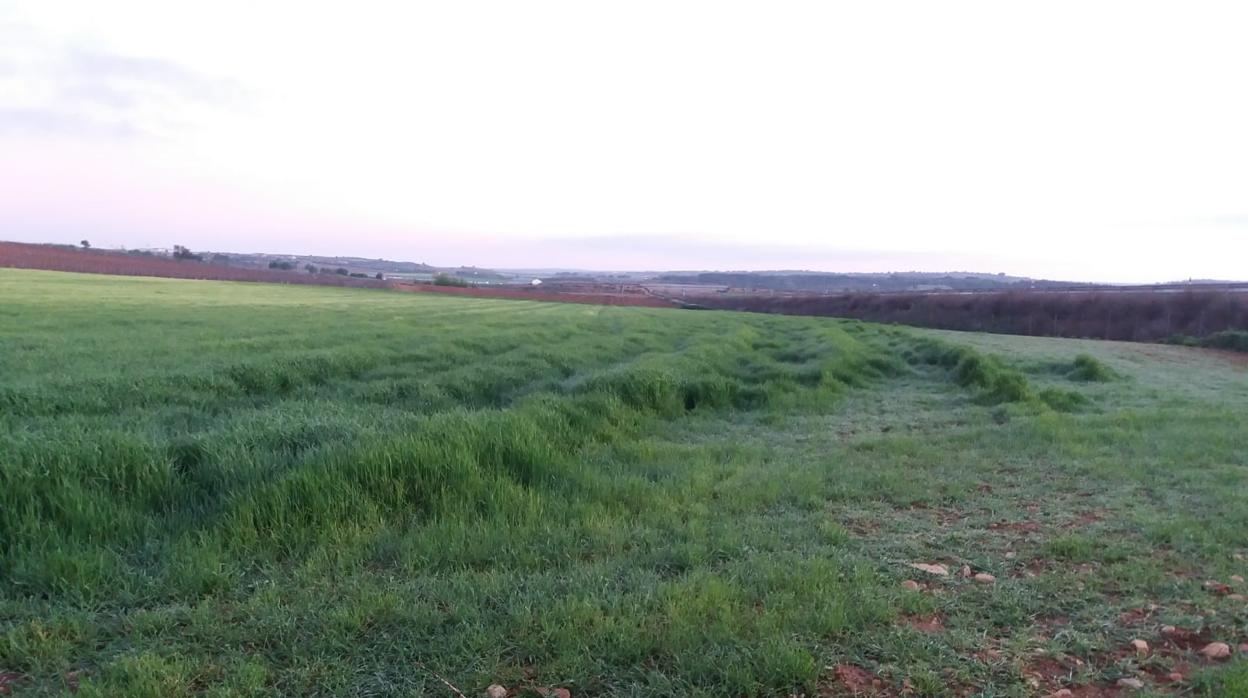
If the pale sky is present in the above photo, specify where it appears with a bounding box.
[2,1,1246,282]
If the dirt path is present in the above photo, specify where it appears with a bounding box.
[1126,343,1248,369]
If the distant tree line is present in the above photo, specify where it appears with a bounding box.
[656,271,1078,294]
[697,290,1248,342]
[67,244,394,284]
[1168,329,1248,353]
[172,245,202,261]
[433,273,471,287]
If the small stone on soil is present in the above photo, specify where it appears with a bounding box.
[973,573,996,584]
[901,580,922,591]
[909,563,949,576]
[1117,677,1145,689]
[1201,642,1232,659]
[486,685,507,698]
[1130,639,1149,654]
[960,565,972,578]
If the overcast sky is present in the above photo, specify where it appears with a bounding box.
[3,1,1246,282]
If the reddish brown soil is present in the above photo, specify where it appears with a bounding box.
[1116,607,1155,625]
[826,664,889,695]
[0,673,22,695]
[900,614,946,634]
[1065,687,1124,697]
[1206,348,1248,367]
[1022,655,1127,697]
[1127,343,1248,369]
[1061,510,1109,529]
[988,520,1044,534]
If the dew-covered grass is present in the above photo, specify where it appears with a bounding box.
[1,269,1245,696]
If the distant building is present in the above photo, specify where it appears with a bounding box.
[531,279,542,286]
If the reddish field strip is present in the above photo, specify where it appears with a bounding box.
[0,241,391,289]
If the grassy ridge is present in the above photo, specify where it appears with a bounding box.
[2,270,1246,697]
[1,274,902,599]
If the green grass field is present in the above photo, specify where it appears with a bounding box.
[2,269,1246,697]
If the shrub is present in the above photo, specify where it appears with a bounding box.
[950,353,1032,403]
[1039,388,1090,412]
[903,340,1036,405]
[1165,330,1248,352]
[1201,330,1248,353]
[1069,354,1116,382]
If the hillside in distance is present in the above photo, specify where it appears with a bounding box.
[4,239,1202,290]
[651,270,1087,293]
[191,249,511,282]
[180,257,1078,291]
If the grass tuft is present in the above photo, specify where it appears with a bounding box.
[1068,353,1117,382]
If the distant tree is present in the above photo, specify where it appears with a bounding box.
[172,245,202,261]
[433,273,471,287]
[305,264,319,274]
[80,239,91,249]
[267,260,294,270]
[349,272,368,278]
[374,272,384,280]
[211,253,231,265]
[335,267,349,276]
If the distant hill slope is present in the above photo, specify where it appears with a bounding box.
[653,271,1083,293]
[201,251,513,281]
